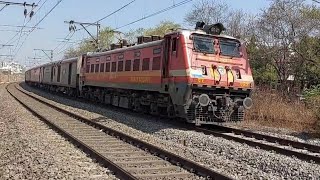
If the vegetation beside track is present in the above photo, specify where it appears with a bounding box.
[244,86,320,137]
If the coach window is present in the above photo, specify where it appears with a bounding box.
[142,58,150,71]
[172,37,177,52]
[133,59,140,71]
[95,64,99,73]
[111,62,116,72]
[90,64,94,73]
[57,65,61,82]
[125,60,131,71]
[118,61,123,72]
[86,65,90,73]
[152,57,161,70]
[106,62,110,72]
[100,63,105,72]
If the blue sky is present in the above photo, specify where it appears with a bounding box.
[0,0,314,67]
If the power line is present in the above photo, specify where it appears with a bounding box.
[0,29,30,33]
[2,0,42,48]
[30,0,60,33]
[115,0,192,30]
[0,1,38,6]
[76,0,136,32]
[10,0,42,56]
[53,31,73,51]
[57,0,192,58]
[0,24,43,29]
[13,0,63,58]
[53,0,136,57]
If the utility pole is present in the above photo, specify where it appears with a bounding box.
[64,20,101,51]
[34,49,53,62]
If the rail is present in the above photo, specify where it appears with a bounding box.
[7,83,233,180]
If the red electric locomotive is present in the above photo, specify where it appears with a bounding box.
[26,22,254,126]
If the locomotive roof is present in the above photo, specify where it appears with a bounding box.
[86,29,239,58]
[26,29,241,72]
[86,39,163,58]
[27,57,77,71]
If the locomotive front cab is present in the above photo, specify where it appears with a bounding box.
[182,23,254,125]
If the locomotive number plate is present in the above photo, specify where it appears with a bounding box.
[239,82,250,88]
[130,77,151,83]
[197,78,205,84]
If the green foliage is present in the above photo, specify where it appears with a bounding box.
[303,85,320,98]
[303,85,320,124]
[246,36,278,84]
[123,21,181,44]
[143,21,181,36]
[124,28,145,44]
[64,27,115,59]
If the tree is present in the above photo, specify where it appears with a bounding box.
[124,21,181,44]
[124,28,145,44]
[143,21,181,36]
[184,0,255,39]
[255,0,320,90]
[64,27,115,58]
[184,0,229,26]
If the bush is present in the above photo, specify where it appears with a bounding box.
[302,85,320,132]
[244,87,318,134]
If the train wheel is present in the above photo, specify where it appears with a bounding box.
[150,103,159,115]
[133,98,141,112]
[167,104,175,118]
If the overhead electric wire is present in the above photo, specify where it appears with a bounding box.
[0,24,42,29]
[55,0,192,60]
[1,0,42,49]
[69,0,192,49]
[114,0,192,30]
[9,0,43,55]
[75,0,136,32]
[13,0,63,58]
[53,0,136,59]
[29,0,60,33]
[53,31,75,55]
[53,31,73,52]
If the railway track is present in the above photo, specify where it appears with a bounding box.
[195,125,320,164]
[7,83,232,180]
[19,82,320,165]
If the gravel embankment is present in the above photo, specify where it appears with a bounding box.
[0,84,117,180]
[226,123,320,146]
[20,83,320,180]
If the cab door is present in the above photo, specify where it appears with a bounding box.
[162,34,179,92]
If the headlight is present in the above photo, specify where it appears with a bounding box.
[199,94,210,106]
[243,97,253,109]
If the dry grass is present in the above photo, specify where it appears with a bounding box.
[244,88,320,136]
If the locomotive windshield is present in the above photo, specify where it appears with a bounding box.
[193,36,214,54]
[219,39,241,57]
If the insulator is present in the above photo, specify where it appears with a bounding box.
[29,11,34,18]
[24,9,27,17]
